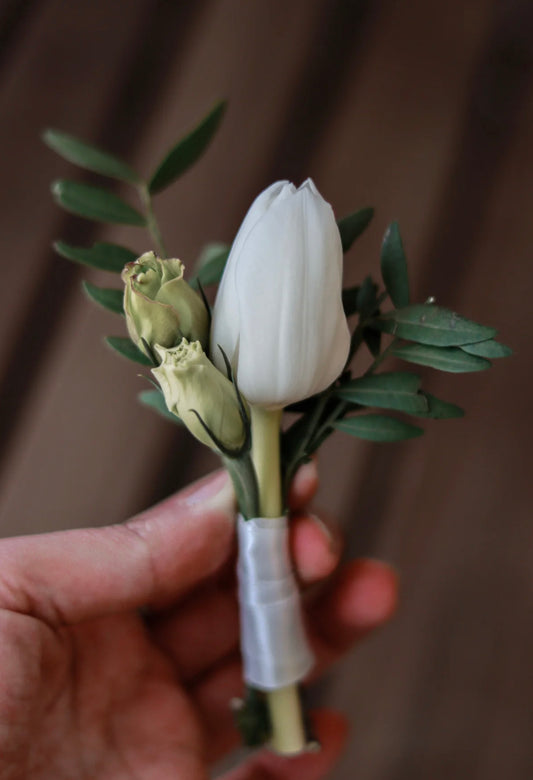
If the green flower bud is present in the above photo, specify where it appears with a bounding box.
[152,340,248,453]
[122,251,209,356]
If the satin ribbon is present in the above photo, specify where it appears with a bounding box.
[237,514,315,691]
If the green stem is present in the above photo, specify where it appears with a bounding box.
[282,390,331,502]
[364,336,398,376]
[250,406,307,755]
[345,321,365,368]
[251,406,283,516]
[345,289,388,369]
[139,183,168,258]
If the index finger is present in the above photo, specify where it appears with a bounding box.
[0,461,321,628]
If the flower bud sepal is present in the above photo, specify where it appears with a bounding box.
[221,453,259,522]
[194,346,259,520]
[190,345,251,460]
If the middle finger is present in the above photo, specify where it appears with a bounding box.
[149,511,340,681]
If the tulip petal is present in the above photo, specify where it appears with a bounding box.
[211,182,292,374]
[212,179,349,408]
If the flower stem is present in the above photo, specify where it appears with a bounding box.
[251,406,283,516]
[364,336,398,376]
[139,183,168,258]
[250,405,307,755]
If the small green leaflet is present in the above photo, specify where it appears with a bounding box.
[43,129,140,184]
[138,389,181,424]
[342,281,381,320]
[105,336,152,365]
[232,686,271,748]
[342,286,360,316]
[54,241,137,273]
[82,282,124,315]
[335,371,428,414]
[356,276,379,318]
[149,100,227,194]
[51,180,146,226]
[392,343,490,373]
[414,392,464,419]
[373,304,496,347]
[191,242,230,288]
[380,221,409,308]
[461,339,512,358]
[363,327,381,357]
[334,414,423,442]
[337,207,374,252]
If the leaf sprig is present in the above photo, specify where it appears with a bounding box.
[44,101,228,417]
[280,216,511,493]
[45,99,227,291]
[45,112,511,471]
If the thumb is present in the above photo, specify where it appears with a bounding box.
[0,470,235,625]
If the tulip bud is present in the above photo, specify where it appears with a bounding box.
[152,340,248,453]
[210,179,350,408]
[122,252,209,357]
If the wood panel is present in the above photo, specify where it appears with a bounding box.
[0,1,532,778]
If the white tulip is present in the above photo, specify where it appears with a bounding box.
[211,179,350,408]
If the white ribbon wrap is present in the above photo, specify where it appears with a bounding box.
[237,514,315,691]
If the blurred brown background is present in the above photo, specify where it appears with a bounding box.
[0,0,532,777]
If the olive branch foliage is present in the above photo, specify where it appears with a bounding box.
[44,100,512,507]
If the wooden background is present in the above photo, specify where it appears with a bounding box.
[0,1,532,777]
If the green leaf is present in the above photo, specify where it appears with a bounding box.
[380,221,409,307]
[105,336,152,365]
[191,242,230,288]
[51,180,146,226]
[232,686,271,748]
[373,304,496,347]
[282,394,332,471]
[138,389,181,423]
[356,276,379,318]
[461,339,512,358]
[342,286,360,316]
[363,327,381,357]
[392,343,491,373]
[54,240,137,273]
[337,207,374,252]
[335,371,428,414]
[334,414,423,442]
[149,100,227,194]
[82,281,124,314]
[414,392,465,419]
[43,128,140,184]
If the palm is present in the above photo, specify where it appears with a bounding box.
[3,611,206,778]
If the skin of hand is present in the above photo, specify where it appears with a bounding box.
[0,462,397,780]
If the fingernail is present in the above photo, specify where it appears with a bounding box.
[310,513,337,553]
[295,459,317,485]
[181,470,234,515]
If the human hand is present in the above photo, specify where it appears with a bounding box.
[0,464,397,779]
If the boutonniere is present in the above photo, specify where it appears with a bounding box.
[44,102,511,755]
